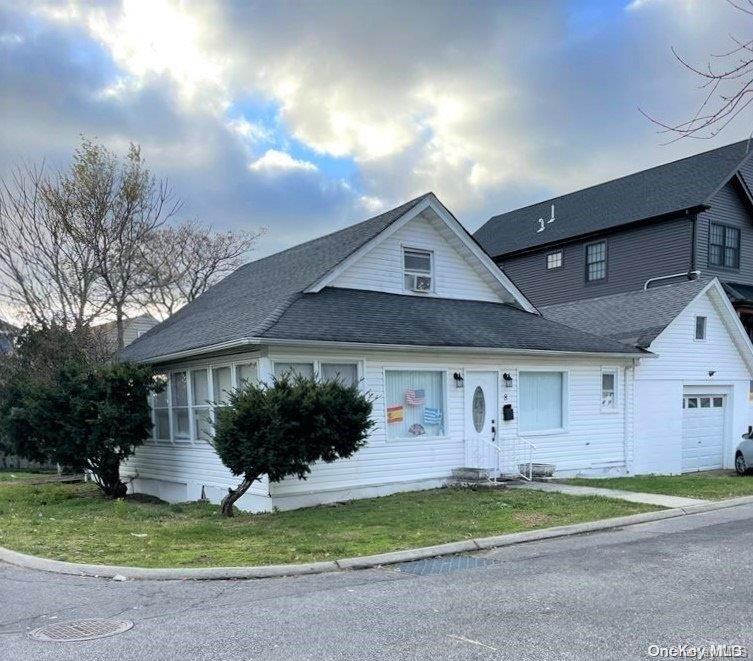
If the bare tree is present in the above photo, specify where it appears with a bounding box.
[643,1,753,143]
[141,220,264,318]
[61,139,181,348]
[0,163,105,329]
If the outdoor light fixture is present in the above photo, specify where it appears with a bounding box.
[453,372,464,387]
[503,373,513,388]
[708,370,716,377]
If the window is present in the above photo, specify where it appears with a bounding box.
[687,397,698,408]
[585,242,607,282]
[273,362,315,379]
[385,370,445,439]
[170,371,190,441]
[152,375,170,440]
[546,251,563,270]
[403,248,433,292]
[700,397,711,408]
[519,371,565,433]
[695,316,707,341]
[601,369,617,410]
[709,223,740,269]
[236,362,258,387]
[191,369,212,441]
[321,362,358,387]
[713,397,724,408]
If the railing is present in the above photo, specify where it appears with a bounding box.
[516,438,537,481]
[465,435,537,482]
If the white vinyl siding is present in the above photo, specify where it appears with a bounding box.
[518,371,566,433]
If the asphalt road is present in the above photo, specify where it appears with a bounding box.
[3,505,753,660]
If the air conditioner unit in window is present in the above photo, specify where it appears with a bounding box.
[407,274,432,292]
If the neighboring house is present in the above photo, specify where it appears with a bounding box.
[120,193,646,512]
[0,319,18,354]
[543,278,753,474]
[95,313,159,352]
[474,140,753,340]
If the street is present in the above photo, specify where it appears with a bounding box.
[3,504,753,660]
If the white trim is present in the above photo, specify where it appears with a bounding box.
[304,194,539,313]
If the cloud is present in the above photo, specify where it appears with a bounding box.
[248,149,317,173]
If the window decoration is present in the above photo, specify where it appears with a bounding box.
[386,370,445,439]
[546,251,563,270]
[408,423,426,436]
[403,248,433,292]
[709,223,740,269]
[695,316,707,341]
[585,241,607,281]
[519,371,565,433]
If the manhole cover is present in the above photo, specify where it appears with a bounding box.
[28,618,134,642]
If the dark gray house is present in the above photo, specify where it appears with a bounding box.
[474,140,753,338]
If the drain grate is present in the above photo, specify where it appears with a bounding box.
[29,619,134,642]
[394,554,497,576]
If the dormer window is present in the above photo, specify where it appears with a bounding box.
[403,248,433,293]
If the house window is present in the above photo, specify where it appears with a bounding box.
[321,362,359,387]
[585,241,607,282]
[709,223,740,269]
[236,362,258,387]
[519,371,566,433]
[403,248,433,292]
[273,362,315,379]
[695,316,707,341]
[385,370,445,439]
[601,369,618,411]
[152,375,170,441]
[190,368,212,441]
[546,251,563,270]
[170,371,190,441]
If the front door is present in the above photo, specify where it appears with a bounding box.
[464,371,499,472]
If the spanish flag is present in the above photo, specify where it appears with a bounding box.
[387,405,404,423]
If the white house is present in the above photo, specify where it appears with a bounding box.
[120,193,648,511]
[543,278,753,475]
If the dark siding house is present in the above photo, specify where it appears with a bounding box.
[474,140,753,338]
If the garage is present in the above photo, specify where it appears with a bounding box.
[682,394,726,472]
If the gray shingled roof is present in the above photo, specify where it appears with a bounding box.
[121,194,432,362]
[541,277,713,348]
[475,140,753,258]
[723,281,753,305]
[259,287,643,354]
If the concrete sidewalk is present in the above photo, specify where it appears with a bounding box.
[508,481,708,508]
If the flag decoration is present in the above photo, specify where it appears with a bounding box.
[408,423,426,436]
[405,388,426,406]
[424,407,442,425]
[387,405,404,423]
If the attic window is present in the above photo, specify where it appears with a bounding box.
[403,248,433,293]
[546,251,563,270]
[695,316,707,341]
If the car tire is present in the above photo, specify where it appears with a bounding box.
[736,452,749,476]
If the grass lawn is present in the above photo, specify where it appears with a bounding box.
[0,468,58,483]
[565,470,753,501]
[0,481,659,568]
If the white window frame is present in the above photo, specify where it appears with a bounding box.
[383,367,450,442]
[600,367,619,413]
[271,358,363,390]
[517,368,569,436]
[546,250,563,270]
[694,315,707,342]
[402,246,434,294]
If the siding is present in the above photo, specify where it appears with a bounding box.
[501,217,693,307]
[695,162,753,283]
[332,210,505,302]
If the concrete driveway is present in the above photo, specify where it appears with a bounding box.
[3,504,753,660]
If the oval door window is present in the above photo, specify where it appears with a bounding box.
[472,386,486,433]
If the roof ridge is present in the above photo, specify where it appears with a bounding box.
[484,139,751,223]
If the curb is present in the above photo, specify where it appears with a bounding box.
[2,495,753,581]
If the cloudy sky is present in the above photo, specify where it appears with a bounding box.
[0,0,751,256]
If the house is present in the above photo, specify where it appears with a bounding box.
[95,313,159,353]
[0,319,18,354]
[474,140,753,340]
[542,278,753,474]
[120,193,646,511]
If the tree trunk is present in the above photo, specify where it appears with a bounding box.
[220,476,256,517]
[115,307,125,350]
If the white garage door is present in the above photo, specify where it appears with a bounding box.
[682,395,725,472]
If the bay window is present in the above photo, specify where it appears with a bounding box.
[170,371,190,441]
[190,368,212,441]
[385,370,445,439]
[519,371,566,433]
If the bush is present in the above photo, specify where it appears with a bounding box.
[213,373,374,516]
[0,326,158,497]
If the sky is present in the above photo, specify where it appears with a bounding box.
[1,0,752,257]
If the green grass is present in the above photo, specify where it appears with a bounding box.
[0,468,58,483]
[0,481,658,568]
[565,470,753,501]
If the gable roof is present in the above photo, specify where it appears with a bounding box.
[541,277,714,348]
[120,194,433,362]
[475,140,753,258]
[259,287,643,356]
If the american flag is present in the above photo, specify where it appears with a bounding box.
[405,389,425,405]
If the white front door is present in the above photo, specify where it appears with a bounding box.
[682,394,725,472]
[464,371,499,472]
